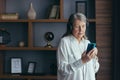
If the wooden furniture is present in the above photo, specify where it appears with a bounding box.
[0,0,113,80]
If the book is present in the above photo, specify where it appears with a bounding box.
[0,13,19,20]
[48,5,59,19]
[55,6,60,19]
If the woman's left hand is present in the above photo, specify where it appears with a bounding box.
[88,47,98,58]
[81,48,98,63]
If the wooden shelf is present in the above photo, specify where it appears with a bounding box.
[0,19,28,22]
[0,0,97,80]
[31,19,68,22]
[0,75,57,79]
[0,19,67,22]
[0,47,57,50]
[88,19,96,22]
[0,19,96,23]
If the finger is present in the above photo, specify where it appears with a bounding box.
[88,52,96,59]
[87,50,94,56]
[82,51,86,56]
[93,48,98,55]
[91,53,96,58]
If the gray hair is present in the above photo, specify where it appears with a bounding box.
[63,13,88,39]
[73,13,87,23]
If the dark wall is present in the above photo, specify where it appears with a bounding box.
[113,0,120,80]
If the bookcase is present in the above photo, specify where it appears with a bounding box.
[0,0,96,80]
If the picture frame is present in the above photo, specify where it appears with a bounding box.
[76,1,87,16]
[27,62,36,74]
[11,57,22,74]
[48,5,59,19]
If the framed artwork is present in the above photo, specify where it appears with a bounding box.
[27,62,36,74]
[11,57,22,74]
[76,1,87,16]
[48,5,59,19]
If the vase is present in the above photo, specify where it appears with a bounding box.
[27,2,36,19]
[19,41,24,47]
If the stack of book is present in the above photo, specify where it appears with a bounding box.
[0,13,19,20]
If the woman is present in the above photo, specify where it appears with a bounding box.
[57,13,100,80]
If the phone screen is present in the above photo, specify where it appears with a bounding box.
[86,43,96,54]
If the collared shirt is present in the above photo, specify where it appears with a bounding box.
[57,35,100,80]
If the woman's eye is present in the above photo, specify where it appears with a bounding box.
[74,25,79,28]
[82,25,85,28]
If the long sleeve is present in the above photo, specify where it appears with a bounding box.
[57,38,84,75]
[57,36,100,80]
[93,56,100,73]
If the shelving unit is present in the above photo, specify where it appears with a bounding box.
[0,0,96,80]
[0,75,57,80]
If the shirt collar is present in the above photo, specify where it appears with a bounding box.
[70,34,84,44]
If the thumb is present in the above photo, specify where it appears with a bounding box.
[82,51,86,56]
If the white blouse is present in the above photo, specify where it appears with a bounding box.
[57,35,100,80]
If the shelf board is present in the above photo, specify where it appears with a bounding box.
[88,19,96,22]
[0,47,57,50]
[30,19,68,22]
[0,19,68,22]
[0,19,96,22]
[0,19,28,22]
[0,75,57,79]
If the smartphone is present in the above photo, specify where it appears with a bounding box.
[86,43,96,54]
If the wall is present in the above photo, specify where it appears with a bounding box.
[96,0,112,80]
[113,0,120,80]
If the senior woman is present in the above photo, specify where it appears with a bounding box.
[57,13,100,80]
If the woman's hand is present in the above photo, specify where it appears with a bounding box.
[81,48,98,63]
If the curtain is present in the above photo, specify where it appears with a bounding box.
[113,0,120,80]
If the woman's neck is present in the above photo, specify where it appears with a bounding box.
[72,35,82,43]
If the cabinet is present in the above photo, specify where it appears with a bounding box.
[0,0,95,80]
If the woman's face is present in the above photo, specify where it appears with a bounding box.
[72,19,86,41]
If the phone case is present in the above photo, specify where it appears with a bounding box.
[86,43,96,53]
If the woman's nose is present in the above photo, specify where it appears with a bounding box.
[79,26,82,31]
